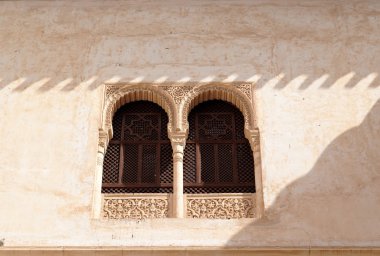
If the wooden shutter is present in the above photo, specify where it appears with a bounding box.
[102,101,173,193]
[184,100,255,193]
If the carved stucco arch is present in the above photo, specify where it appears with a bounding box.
[180,83,256,133]
[93,84,177,219]
[101,84,177,148]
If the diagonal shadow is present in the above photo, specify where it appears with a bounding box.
[227,99,380,247]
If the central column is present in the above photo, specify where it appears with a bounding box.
[169,132,187,218]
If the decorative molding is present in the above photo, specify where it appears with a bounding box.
[101,82,255,139]
[180,83,256,132]
[103,194,169,220]
[186,194,256,219]
[104,88,174,128]
[102,84,177,141]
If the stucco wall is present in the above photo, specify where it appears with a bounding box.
[0,0,379,248]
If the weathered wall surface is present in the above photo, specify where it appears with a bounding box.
[0,0,379,248]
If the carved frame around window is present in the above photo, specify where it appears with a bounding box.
[92,82,264,219]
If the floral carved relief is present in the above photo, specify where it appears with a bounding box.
[105,84,121,99]
[161,85,194,104]
[103,197,169,220]
[235,83,252,100]
[186,196,256,219]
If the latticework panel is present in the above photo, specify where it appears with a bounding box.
[235,109,245,140]
[160,113,169,140]
[141,144,157,183]
[185,100,255,194]
[160,143,173,184]
[200,144,216,183]
[122,144,138,183]
[123,114,160,141]
[183,144,196,183]
[237,143,255,185]
[218,144,234,183]
[112,112,123,140]
[102,144,120,183]
[102,187,173,193]
[184,186,254,194]
[198,113,233,140]
[102,101,172,193]
[187,112,196,141]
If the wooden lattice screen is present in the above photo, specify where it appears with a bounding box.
[184,100,255,193]
[102,100,254,194]
[102,101,173,193]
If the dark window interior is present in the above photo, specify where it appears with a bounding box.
[102,100,255,194]
[102,101,173,193]
[184,100,255,193]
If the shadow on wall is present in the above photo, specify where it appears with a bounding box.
[0,72,379,92]
[227,100,380,247]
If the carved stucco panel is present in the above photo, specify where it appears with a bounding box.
[105,84,121,99]
[235,83,252,100]
[161,85,194,104]
[186,195,256,219]
[160,82,253,103]
[103,197,169,220]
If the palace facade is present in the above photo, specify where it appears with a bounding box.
[0,1,379,255]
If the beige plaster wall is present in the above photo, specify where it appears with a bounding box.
[0,0,379,248]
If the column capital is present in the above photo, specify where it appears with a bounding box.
[168,131,187,147]
[244,128,260,148]
[98,129,110,154]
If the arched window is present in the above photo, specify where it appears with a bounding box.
[184,100,255,193]
[102,101,173,193]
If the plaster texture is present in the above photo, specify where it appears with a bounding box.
[0,0,380,249]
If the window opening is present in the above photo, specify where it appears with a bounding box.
[102,101,173,193]
[184,100,255,193]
